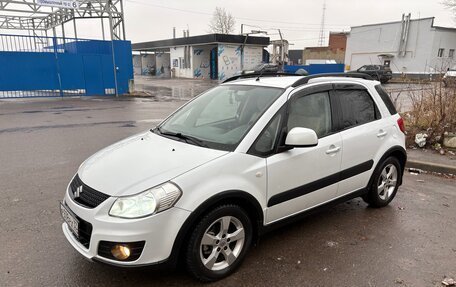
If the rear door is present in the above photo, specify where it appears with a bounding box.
[332,83,387,196]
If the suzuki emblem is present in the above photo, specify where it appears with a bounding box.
[74,185,83,198]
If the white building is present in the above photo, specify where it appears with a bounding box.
[132,34,270,81]
[345,16,456,76]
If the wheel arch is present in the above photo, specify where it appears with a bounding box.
[169,190,264,267]
[373,146,407,186]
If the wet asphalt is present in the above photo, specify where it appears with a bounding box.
[0,96,455,287]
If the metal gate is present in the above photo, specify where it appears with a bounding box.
[0,34,133,98]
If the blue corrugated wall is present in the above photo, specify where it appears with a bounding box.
[284,64,345,75]
[0,37,133,97]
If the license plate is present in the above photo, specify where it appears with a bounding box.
[60,202,79,238]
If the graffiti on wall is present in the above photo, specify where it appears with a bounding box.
[243,46,263,70]
[155,53,171,78]
[192,47,211,79]
[217,44,241,81]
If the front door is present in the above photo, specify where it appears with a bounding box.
[265,86,342,224]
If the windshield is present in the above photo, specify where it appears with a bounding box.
[450,66,456,71]
[157,85,284,151]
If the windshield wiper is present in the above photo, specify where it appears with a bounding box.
[153,127,208,148]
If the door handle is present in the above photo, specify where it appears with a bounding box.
[325,146,341,155]
[377,130,388,138]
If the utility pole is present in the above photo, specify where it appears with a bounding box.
[108,1,119,97]
[318,0,327,47]
[278,29,284,70]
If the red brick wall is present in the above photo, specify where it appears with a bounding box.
[328,33,347,51]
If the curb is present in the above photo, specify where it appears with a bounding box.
[406,160,456,175]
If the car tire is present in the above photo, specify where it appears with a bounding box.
[363,157,402,208]
[185,204,253,282]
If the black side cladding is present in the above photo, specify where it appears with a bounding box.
[267,160,374,207]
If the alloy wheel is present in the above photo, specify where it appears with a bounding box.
[377,164,398,201]
[199,216,245,271]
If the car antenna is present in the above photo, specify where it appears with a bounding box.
[256,67,266,81]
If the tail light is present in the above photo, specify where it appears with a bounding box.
[397,117,406,134]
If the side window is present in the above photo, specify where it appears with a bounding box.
[336,89,379,129]
[375,85,397,115]
[251,112,283,156]
[287,92,332,138]
[358,66,367,72]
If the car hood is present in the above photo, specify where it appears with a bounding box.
[445,71,456,77]
[78,131,228,197]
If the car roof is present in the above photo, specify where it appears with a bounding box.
[222,75,378,89]
[308,77,379,86]
[222,76,304,89]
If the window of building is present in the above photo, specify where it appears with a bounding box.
[449,49,455,59]
[336,89,379,129]
[438,48,445,58]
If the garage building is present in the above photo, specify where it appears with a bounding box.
[132,34,270,81]
[345,16,456,77]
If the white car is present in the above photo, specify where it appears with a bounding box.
[61,73,407,281]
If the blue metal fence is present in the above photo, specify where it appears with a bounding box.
[284,64,345,75]
[0,34,133,98]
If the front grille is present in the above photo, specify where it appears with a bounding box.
[63,202,93,249]
[98,241,145,262]
[69,174,110,208]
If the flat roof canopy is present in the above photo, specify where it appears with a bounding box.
[132,33,270,52]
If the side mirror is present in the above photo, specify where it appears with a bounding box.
[285,127,318,148]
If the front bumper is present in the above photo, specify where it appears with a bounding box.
[62,190,191,266]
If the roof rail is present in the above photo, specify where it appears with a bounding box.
[223,72,299,83]
[291,73,374,87]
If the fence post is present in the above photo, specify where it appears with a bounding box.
[52,34,64,98]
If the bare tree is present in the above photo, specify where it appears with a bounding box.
[208,7,236,34]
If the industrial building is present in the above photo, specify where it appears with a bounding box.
[132,34,270,81]
[345,16,456,76]
[302,32,347,64]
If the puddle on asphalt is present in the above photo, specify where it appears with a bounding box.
[134,81,217,100]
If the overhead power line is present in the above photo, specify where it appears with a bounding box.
[124,0,350,28]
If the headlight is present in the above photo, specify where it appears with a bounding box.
[109,182,182,219]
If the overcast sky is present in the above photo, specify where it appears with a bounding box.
[2,0,452,48]
[117,0,454,48]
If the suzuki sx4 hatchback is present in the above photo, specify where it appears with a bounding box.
[61,74,406,281]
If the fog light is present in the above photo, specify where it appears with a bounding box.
[111,244,131,260]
